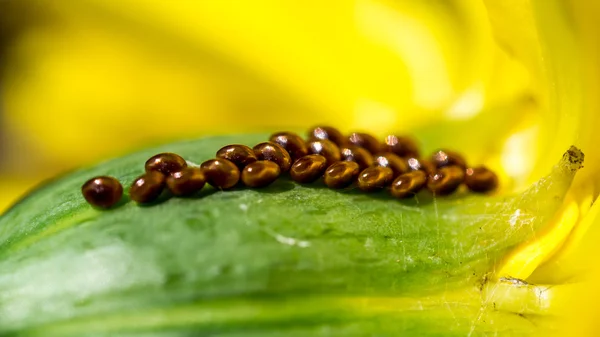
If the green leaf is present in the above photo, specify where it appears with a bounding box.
[0,134,580,336]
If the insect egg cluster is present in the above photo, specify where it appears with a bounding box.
[81,126,499,209]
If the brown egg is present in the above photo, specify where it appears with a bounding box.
[323,161,360,189]
[465,166,499,193]
[216,144,257,169]
[383,135,420,157]
[253,142,292,172]
[431,149,467,169]
[290,154,328,183]
[427,165,465,195]
[374,153,409,178]
[307,139,341,166]
[241,160,281,188]
[81,176,123,208]
[269,132,308,161]
[357,166,394,192]
[129,171,167,203]
[340,146,374,170]
[347,132,382,154]
[166,167,206,196]
[389,170,428,199]
[406,157,437,176]
[200,158,241,189]
[307,126,347,147]
[145,153,187,176]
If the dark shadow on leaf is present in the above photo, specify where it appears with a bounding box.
[178,186,220,200]
[100,194,130,210]
[135,175,472,208]
[256,180,296,194]
[297,179,442,206]
[231,178,296,194]
[136,190,173,208]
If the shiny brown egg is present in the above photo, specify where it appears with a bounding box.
[389,170,428,199]
[383,135,420,157]
[269,132,309,161]
[406,157,436,176]
[431,149,467,169]
[166,167,206,196]
[347,132,382,154]
[307,126,347,147]
[253,142,292,172]
[465,166,498,193]
[216,144,257,169]
[241,160,281,188]
[81,176,123,208]
[374,152,409,178]
[427,165,465,195]
[200,158,241,189]
[357,166,394,192]
[129,171,167,203]
[323,161,360,189]
[290,154,328,183]
[340,146,374,170]
[307,139,341,166]
[145,152,188,176]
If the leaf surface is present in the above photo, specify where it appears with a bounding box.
[0,134,580,336]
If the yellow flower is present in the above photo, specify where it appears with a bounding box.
[1,0,599,335]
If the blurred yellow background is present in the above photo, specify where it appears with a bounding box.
[1,0,600,335]
[0,0,547,211]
